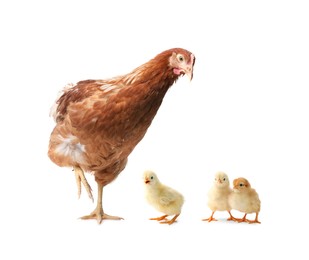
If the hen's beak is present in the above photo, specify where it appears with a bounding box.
[184,66,193,81]
[185,53,195,81]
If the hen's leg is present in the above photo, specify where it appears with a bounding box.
[160,214,180,225]
[74,166,93,202]
[80,182,123,224]
[202,211,217,222]
[149,215,168,221]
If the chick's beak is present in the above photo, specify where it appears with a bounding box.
[145,179,150,184]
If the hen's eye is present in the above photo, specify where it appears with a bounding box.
[178,55,184,62]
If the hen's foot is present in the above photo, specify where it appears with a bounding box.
[74,166,93,202]
[149,214,168,221]
[80,208,123,224]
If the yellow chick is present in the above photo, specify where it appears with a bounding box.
[143,170,184,225]
[229,177,261,224]
[202,171,236,222]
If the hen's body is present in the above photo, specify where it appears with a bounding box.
[48,48,195,223]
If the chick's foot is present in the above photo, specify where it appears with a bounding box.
[150,214,168,221]
[246,213,261,224]
[227,211,238,222]
[246,219,261,224]
[227,216,238,222]
[202,212,217,222]
[202,216,217,222]
[159,214,180,225]
[234,213,248,223]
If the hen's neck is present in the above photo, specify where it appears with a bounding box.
[120,65,177,113]
[104,64,178,144]
[122,58,177,87]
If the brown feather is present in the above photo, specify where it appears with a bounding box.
[48,48,195,184]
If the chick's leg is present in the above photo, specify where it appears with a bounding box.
[246,213,261,224]
[202,211,217,222]
[234,213,248,223]
[80,182,123,224]
[74,166,93,202]
[227,211,238,222]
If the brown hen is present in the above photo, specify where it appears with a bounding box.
[48,48,195,223]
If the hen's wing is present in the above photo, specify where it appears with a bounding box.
[53,80,99,122]
[54,79,126,136]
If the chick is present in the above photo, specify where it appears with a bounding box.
[202,171,236,222]
[143,170,184,225]
[229,177,261,224]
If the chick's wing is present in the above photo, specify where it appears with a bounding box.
[159,187,177,205]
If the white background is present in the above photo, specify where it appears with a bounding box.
[1,0,308,259]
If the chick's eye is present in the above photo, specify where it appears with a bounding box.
[239,183,243,187]
[150,176,154,180]
[223,178,226,181]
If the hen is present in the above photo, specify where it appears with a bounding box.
[48,48,195,223]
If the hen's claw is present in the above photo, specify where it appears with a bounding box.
[78,182,123,224]
[74,166,93,202]
[80,209,123,224]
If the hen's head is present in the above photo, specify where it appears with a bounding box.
[154,48,195,81]
[233,178,251,192]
